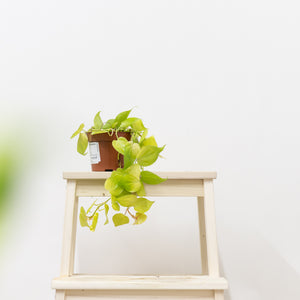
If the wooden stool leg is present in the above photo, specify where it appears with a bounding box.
[197,196,208,275]
[55,290,66,300]
[203,179,220,277]
[214,290,224,300]
[60,180,78,276]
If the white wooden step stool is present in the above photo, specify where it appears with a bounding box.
[52,172,228,300]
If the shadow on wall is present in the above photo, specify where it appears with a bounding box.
[219,224,300,300]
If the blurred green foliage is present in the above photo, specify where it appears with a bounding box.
[0,149,16,217]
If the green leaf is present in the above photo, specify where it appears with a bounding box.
[124,143,140,168]
[136,145,165,166]
[102,118,115,129]
[119,117,138,130]
[114,109,132,126]
[120,117,146,132]
[104,177,123,196]
[141,171,166,185]
[77,133,88,155]
[90,212,99,231]
[134,197,154,213]
[142,136,157,147]
[136,183,146,196]
[79,207,89,227]
[121,174,141,193]
[112,137,128,155]
[104,204,109,225]
[134,213,147,225]
[140,128,148,144]
[111,197,120,211]
[94,111,103,130]
[131,119,146,132]
[116,194,137,207]
[125,163,141,179]
[91,129,107,135]
[71,123,85,138]
[113,213,129,226]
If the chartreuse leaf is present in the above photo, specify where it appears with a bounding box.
[142,136,157,147]
[124,143,140,168]
[116,194,137,207]
[141,171,166,185]
[136,183,146,196]
[137,145,165,166]
[114,109,132,126]
[77,133,88,155]
[112,137,128,155]
[71,123,85,138]
[134,197,154,213]
[79,207,89,227]
[90,213,99,231]
[122,117,145,131]
[113,213,129,226]
[121,174,141,193]
[134,213,147,225]
[125,164,141,179]
[91,130,107,135]
[104,204,109,225]
[131,119,146,131]
[111,196,120,211]
[119,117,138,130]
[102,118,115,129]
[104,177,123,196]
[140,128,148,144]
[94,111,103,130]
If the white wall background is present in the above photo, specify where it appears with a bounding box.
[1,1,300,299]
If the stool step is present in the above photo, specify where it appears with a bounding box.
[52,275,228,290]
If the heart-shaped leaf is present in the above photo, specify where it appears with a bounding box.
[124,143,140,168]
[102,118,115,129]
[112,137,128,155]
[104,177,123,196]
[111,196,120,211]
[113,213,129,226]
[114,109,132,127]
[134,213,147,225]
[134,197,154,213]
[121,174,141,193]
[141,171,166,185]
[90,212,99,231]
[137,145,165,166]
[71,123,85,139]
[141,136,157,147]
[77,133,88,155]
[116,194,137,207]
[93,111,103,130]
[79,207,89,227]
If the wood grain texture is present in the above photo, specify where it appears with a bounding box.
[63,172,217,180]
[66,289,214,300]
[60,180,78,276]
[76,179,204,197]
[53,172,228,300]
[52,275,228,290]
[203,180,220,277]
[197,197,208,275]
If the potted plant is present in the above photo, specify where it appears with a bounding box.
[71,109,166,229]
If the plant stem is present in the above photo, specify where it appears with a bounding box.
[127,208,137,219]
[87,198,110,218]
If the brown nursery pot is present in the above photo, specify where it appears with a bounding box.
[86,131,131,171]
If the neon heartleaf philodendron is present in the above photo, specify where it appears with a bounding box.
[71,109,166,230]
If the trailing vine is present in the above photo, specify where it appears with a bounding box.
[71,109,166,230]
